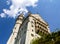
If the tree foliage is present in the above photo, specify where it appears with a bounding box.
[32,31,60,44]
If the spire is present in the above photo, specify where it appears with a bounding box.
[16,13,24,24]
[18,12,24,18]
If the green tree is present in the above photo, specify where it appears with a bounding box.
[32,31,60,44]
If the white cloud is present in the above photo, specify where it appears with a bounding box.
[0,0,38,18]
[0,13,6,18]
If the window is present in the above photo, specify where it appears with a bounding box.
[31,34,34,37]
[40,31,42,33]
[37,22,39,24]
[31,21,33,23]
[15,37,17,40]
[36,30,39,34]
[38,25,39,28]
[33,19,35,21]
[22,28,23,31]
[32,30,33,31]
[32,25,34,27]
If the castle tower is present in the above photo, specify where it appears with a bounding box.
[7,13,50,44]
[7,14,24,44]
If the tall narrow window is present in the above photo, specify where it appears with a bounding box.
[32,30,33,32]
[32,25,34,27]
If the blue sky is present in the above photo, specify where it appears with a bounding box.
[0,0,60,44]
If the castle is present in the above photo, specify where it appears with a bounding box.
[7,13,50,44]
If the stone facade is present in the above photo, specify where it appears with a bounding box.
[7,13,50,44]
